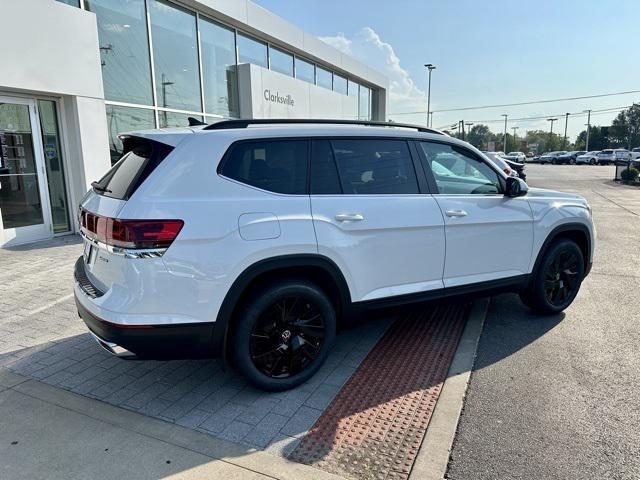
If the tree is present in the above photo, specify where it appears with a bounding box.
[574,126,609,151]
[467,124,492,150]
[609,104,640,149]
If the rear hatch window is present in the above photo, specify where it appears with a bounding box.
[91,137,174,200]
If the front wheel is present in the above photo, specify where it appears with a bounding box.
[520,239,585,315]
[231,279,336,391]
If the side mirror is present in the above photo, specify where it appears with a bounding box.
[505,176,528,197]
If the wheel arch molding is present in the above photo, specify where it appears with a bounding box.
[211,254,352,361]
[533,223,592,277]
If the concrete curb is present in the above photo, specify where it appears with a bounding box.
[0,369,344,480]
[409,298,489,480]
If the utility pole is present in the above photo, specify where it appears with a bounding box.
[465,122,474,139]
[583,109,592,151]
[563,112,570,150]
[512,126,519,149]
[460,120,466,141]
[502,114,508,152]
[424,64,436,127]
[547,118,557,150]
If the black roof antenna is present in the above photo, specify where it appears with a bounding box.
[188,117,207,127]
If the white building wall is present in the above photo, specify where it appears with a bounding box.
[0,0,111,234]
[238,64,359,120]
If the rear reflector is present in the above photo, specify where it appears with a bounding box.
[81,209,183,249]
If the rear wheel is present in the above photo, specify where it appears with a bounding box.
[590,158,596,165]
[231,279,336,391]
[520,239,585,315]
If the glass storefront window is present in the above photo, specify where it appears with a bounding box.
[348,80,359,97]
[237,34,268,68]
[85,0,153,106]
[316,66,332,90]
[199,17,238,118]
[333,74,347,95]
[106,105,156,164]
[150,0,201,113]
[37,101,71,233]
[359,85,371,120]
[295,58,315,84]
[270,47,293,77]
[159,111,202,128]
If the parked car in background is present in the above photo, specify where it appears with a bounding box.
[504,151,526,163]
[483,152,526,180]
[575,151,600,165]
[538,151,567,164]
[526,152,535,158]
[596,149,615,165]
[557,151,587,165]
[613,149,632,164]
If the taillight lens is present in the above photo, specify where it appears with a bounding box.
[80,209,183,249]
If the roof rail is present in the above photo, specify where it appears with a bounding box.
[202,118,446,135]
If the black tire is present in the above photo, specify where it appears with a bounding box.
[590,158,596,165]
[520,239,585,315]
[551,158,557,165]
[231,279,336,391]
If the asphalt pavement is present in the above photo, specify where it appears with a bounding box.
[447,164,640,480]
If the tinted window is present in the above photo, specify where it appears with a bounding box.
[310,140,341,194]
[85,0,153,105]
[93,139,174,200]
[221,140,308,194]
[333,75,347,95]
[105,105,156,165]
[316,67,332,90]
[199,17,238,117]
[331,139,419,195]
[295,58,315,84]
[359,85,371,120]
[270,47,294,77]
[419,142,501,195]
[238,34,268,68]
[149,0,201,112]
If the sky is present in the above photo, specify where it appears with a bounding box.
[253,0,640,142]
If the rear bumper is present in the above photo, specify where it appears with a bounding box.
[74,255,218,360]
[75,294,217,359]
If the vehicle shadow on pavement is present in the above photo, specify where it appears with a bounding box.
[473,293,565,372]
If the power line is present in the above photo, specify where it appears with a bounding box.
[389,89,640,115]
[435,105,631,129]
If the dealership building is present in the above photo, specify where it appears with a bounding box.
[0,0,388,247]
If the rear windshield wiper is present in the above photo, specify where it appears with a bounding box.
[91,181,112,194]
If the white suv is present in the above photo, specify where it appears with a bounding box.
[75,119,595,391]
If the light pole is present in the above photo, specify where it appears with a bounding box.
[563,112,570,149]
[547,118,557,150]
[424,64,436,127]
[502,114,508,152]
[512,126,519,150]
[161,73,174,127]
[583,109,592,151]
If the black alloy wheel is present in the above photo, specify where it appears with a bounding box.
[250,296,325,378]
[543,249,581,306]
[520,239,585,314]
[232,279,336,391]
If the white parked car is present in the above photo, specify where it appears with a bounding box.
[613,149,632,163]
[75,119,595,391]
[596,149,615,165]
[504,151,526,163]
[575,151,600,165]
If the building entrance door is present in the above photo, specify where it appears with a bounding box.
[0,96,53,246]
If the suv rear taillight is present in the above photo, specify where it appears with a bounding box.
[80,209,183,249]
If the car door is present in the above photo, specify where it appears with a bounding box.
[417,140,533,288]
[309,138,445,302]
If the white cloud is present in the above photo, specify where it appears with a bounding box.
[320,27,427,123]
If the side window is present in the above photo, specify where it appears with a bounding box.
[220,140,308,194]
[330,139,419,195]
[419,142,501,195]
[310,140,342,194]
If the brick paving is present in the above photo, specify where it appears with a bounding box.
[289,303,469,480]
[0,235,391,455]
